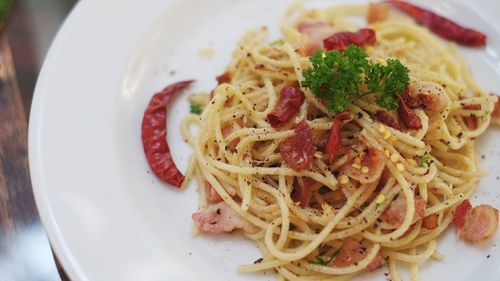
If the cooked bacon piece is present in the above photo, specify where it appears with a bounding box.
[205,182,223,203]
[385,195,426,225]
[342,148,385,184]
[454,200,472,229]
[374,110,403,131]
[297,21,337,54]
[192,202,257,233]
[490,95,500,126]
[463,115,479,130]
[222,124,240,150]
[463,104,481,110]
[422,214,439,230]
[216,71,231,85]
[323,28,376,52]
[454,200,499,244]
[403,87,446,112]
[329,237,384,271]
[325,111,352,162]
[367,3,390,23]
[397,94,423,130]
[366,251,384,272]
[330,189,347,209]
[292,177,316,207]
[267,86,305,128]
[279,121,315,171]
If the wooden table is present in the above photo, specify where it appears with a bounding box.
[0,1,77,280]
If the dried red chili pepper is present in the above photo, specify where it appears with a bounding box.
[292,177,317,207]
[279,120,314,171]
[387,0,487,47]
[267,86,305,128]
[325,111,352,162]
[462,104,481,110]
[323,28,376,52]
[397,94,422,130]
[374,110,403,131]
[141,80,194,188]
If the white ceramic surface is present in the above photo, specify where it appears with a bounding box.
[29,0,500,280]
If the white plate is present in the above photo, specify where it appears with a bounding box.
[29,0,500,280]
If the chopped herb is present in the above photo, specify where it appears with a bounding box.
[419,154,431,167]
[375,203,380,210]
[309,244,343,265]
[190,102,203,115]
[271,39,284,46]
[301,46,409,114]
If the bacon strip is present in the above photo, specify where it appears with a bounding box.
[267,86,306,128]
[367,3,390,23]
[454,200,499,244]
[325,111,351,162]
[192,202,257,234]
[205,182,223,203]
[323,28,376,52]
[279,121,315,171]
[384,195,426,225]
[342,148,385,184]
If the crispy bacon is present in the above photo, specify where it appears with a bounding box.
[279,121,315,171]
[216,71,231,85]
[374,110,403,131]
[367,3,390,23]
[397,94,423,130]
[222,124,240,150]
[403,87,446,112]
[422,214,439,230]
[297,21,337,54]
[323,28,376,52]
[385,195,426,225]
[342,148,385,184]
[490,94,500,125]
[292,177,316,207]
[205,182,223,203]
[325,111,352,162]
[455,200,499,244]
[329,237,384,271]
[192,202,257,234]
[454,199,472,229]
[267,86,305,128]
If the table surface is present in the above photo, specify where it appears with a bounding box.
[0,1,77,280]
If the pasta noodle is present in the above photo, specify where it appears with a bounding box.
[182,2,497,280]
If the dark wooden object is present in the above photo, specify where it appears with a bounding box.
[0,0,77,280]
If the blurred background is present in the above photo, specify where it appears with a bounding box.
[0,0,77,280]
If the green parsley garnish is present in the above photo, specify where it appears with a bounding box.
[309,244,343,265]
[0,0,13,22]
[271,39,285,46]
[190,102,203,115]
[418,154,431,167]
[301,45,409,114]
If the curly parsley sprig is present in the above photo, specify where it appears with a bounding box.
[301,45,409,114]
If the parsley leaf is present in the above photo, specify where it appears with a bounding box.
[309,244,343,265]
[301,45,409,114]
[418,155,431,167]
[190,103,203,115]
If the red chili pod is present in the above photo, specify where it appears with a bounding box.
[397,94,423,130]
[387,0,487,47]
[324,111,351,163]
[323,28,376,52]
[267,86,305,128]
[141,80,194,188]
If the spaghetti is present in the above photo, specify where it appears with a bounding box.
[180,2,499,280]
